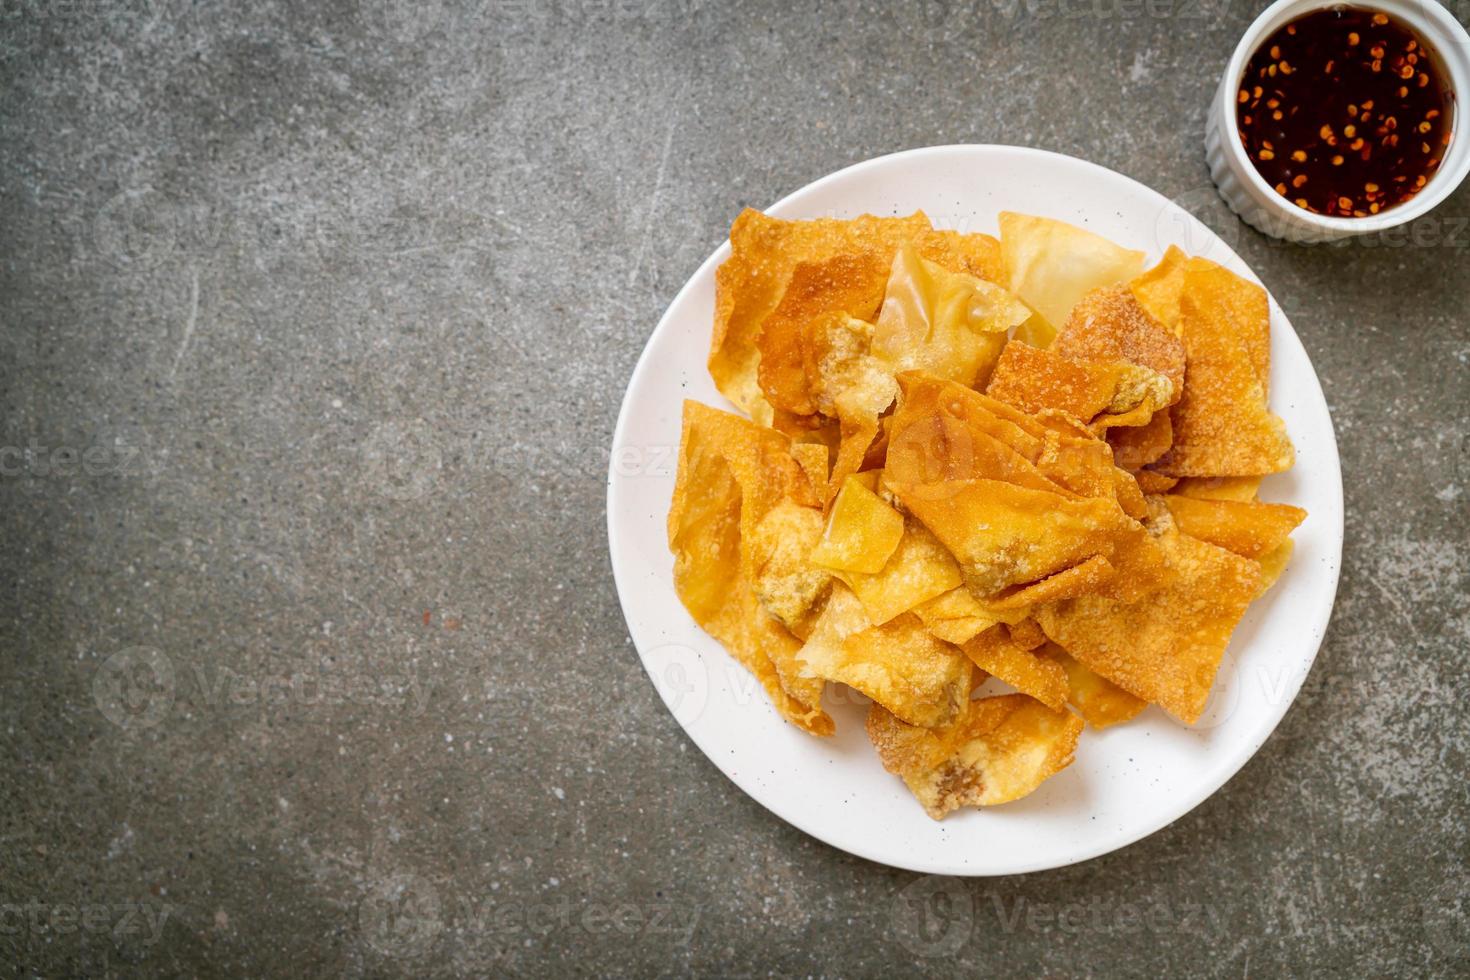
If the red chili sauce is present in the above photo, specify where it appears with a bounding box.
[1237,6,1455,217]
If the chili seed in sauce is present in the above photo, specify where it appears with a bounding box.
[1237,6,1454,217]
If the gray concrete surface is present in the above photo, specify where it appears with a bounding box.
[1,0,1467,975]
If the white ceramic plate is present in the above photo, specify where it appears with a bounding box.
[607,145,1343,876]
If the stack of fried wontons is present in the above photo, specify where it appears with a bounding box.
[668,209,1305,819]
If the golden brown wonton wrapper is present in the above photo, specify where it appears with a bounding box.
[810,474,905,574]
[1036,509,1263,725]
[1172,475,1263,502]
[894,473,1126,598]
[1256,540,1295,592]
[810,315,899,504]
[798,584,970,729]
[962,626,1070,710]
[885,373,1162,598]
[1128,245,1187,336]
[906,557,1117,647]
[835,516,964,626]
[1150,259,1294,477]
[1043,643,1148,729]
[1046,283,1188,468]
[1132,469,1179,495]
[1054,285,1187,393]
[1005,618,1048,651]
[1058,298,1183,451]
[712,210,932,425]
[756,252,890,417]
[1108,410,1175,472]
[999,212,1146,332]
[867,694,1083,819]
[1161,494,1306,561]
[916,227,1007,285]
[873,244,1030,389]
[820,242,1026,502]
[790,442,830,501]
[712,210,1006,427]
[668,401,833,734]
[914,586,1017,646]
[986,341,1172,432]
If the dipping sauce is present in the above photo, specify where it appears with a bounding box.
[1236,6,1455,217]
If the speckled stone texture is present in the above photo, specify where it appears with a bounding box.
[1,0,1466,975]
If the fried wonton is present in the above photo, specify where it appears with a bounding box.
[1036,510,1263,725]
[1029,410,1150,519]
[909,552,1118,647]
[900,479,1129,597]
[810,474,905,574]
[713,210,1008,425]
[914,227,1007,285]
[1109,410,1175,471]
[988,554,1119,608]
[835,516,964,626]
[1151,259,1294,477]
[748,499,832,639]
[808,244,1031,500]
[1171,475,1263,502]
[1128,245,1187,336]
[1043,283,1188,465]
[1161,494,1307,560]
[798,584,971,729]
[885,373,1161,597]
[1006,618,1047,651]
[986,341,1173,431]
[914,586,1015,645]
[790,442,830,501]
[873,244,1031,389]
[1013,312,1058,350]
[999,212,1146,333]
[1053,285,1187,397]
[867,694,1083,819]
[1257,540,1294,592]
[962,626,1070,710]
[711,209,933,424]
[1043,643,1148,729]
[756,252,891,416]
[668,401,833,734]
[1132,469,1179,495]
[810,315,902,502]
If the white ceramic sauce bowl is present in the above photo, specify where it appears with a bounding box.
[1207,0,1470,243]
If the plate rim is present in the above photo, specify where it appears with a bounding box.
[607,143,1344,876]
